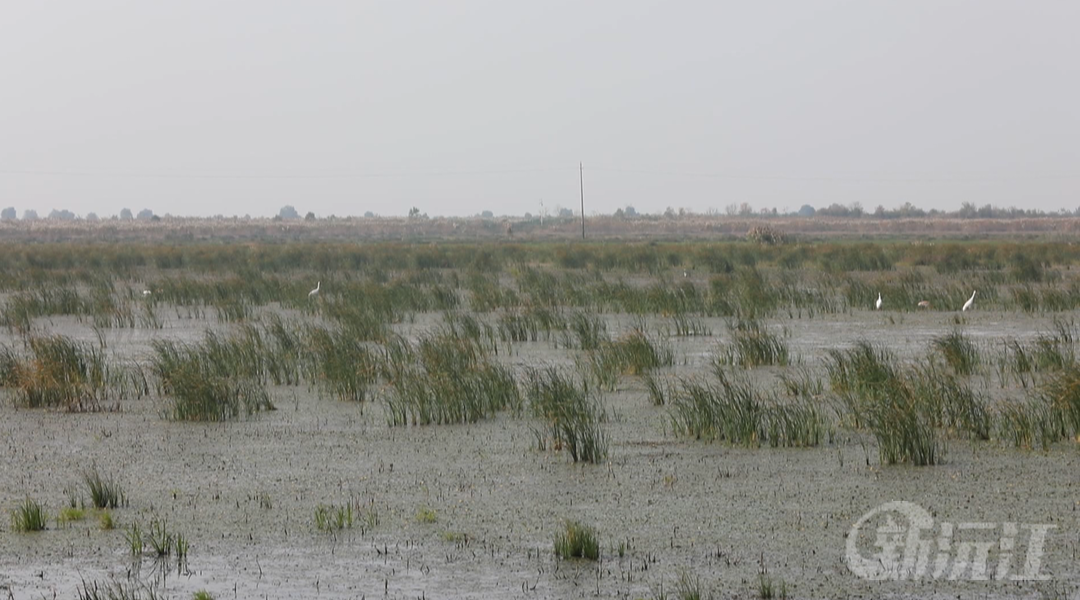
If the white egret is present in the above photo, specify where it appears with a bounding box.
[309,281,321,298]
[917,300,931,308]
[875,293,882,310]
[962,290,976,312]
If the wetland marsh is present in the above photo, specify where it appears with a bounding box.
[0,240,1078,600]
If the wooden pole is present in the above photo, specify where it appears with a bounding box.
[579,162,585,239]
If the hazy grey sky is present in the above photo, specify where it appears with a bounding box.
[2,1,1077,218]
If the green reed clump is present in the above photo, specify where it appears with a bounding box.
[779,366,823,400]
[1037,363,1080,438]
[498,306,567,344]
[442,311,499,353]
[0,345,19,386]
[84,467,126,509]
[669,366,827,448]
[869,391,942,466]
[827,341,943,465]
[385,332,520,426]
[671,313,711,337]
[607,280,704,315]
[263,314,304,385]
[1034,318,1076,369]
[126,522,143,557]
[674,569,707,600]
[569,311,609,351]
[321,301,392,342]
[706,267,780,318]
[76,578,162,600]
[165,367,273,421]
[554,520,600,560]
[0,286,92,331]
[152,335,275,421]
[718,318,790,368]
[999,320,1076,386]
[57,507,86,527]
[314,504,354,532]
[763,401,830,448]
[998,400,1060,450]
[305,326,380,402]
[933,329,981,375]
[498,311,541,343]
[10,498,48,532]
[526,367,609,463]
[386,363,520,426]
[10,335,113,411]
[999,340,1035,389]
[669,370,763,446]
[146,519,174,557]
[643,372,674,406]
[592,330,674,381]
[467,272,518,312]
[826,341,900,426]
[911,361,991,440]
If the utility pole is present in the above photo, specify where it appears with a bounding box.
[579,162,585,239]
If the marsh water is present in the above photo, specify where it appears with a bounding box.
[1,307,1078,600]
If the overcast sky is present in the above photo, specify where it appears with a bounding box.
[2,1,1077,218]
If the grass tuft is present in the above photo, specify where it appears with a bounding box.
[554,520,600,560]
[526,367,609,463]
[11,498,48,532]
[84,467,126,509]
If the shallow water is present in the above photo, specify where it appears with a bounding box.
[1,308,1078,599]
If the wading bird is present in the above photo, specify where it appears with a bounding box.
[309,281,321,298]
[962,290,976,312]
[875,293,882,310]
[917,300,931,308]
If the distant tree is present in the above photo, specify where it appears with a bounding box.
[364,211,375,218]
[558,208,573,218]
[738,203,753,217]
[523,212,532,220]
[663,207,676,219]
[481,210,494,219]
[0,207,15,220]
[304,211,316,221]
[119,208,133,220]
[276,205,299,219]
[85,212,99,221]
[614,208,625,218]
[797,205,815,217]
[48,209,76,220]
[22,209,38,220]
[725,203,738,216]
[136,208,154,220]
[624,205,637,217]
[408,207,420,218]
